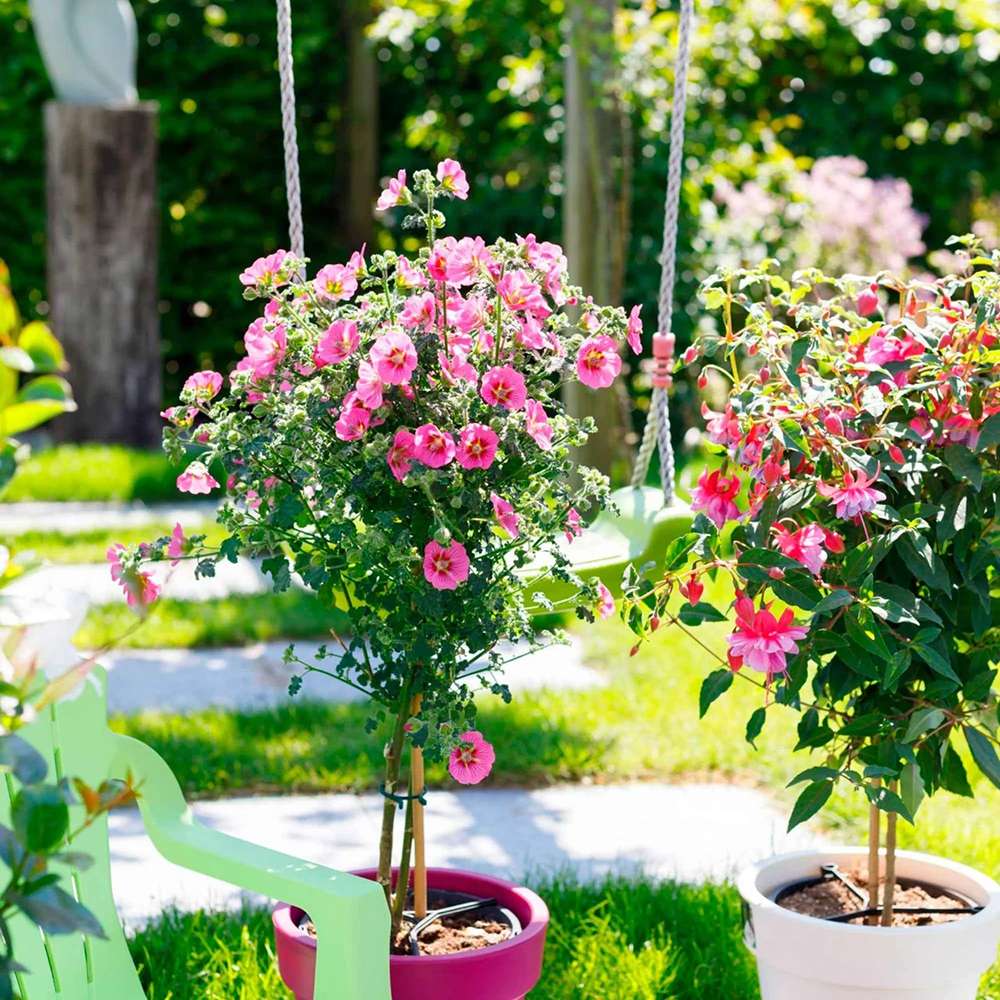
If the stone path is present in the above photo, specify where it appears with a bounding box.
[110,781,824,926]
[0,500,217,535]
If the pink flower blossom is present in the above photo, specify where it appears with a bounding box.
[445,236,489,285]
[727,596,809,675]
[453,294,488,334]
[772,523,828,575]
[177,462,220,496]
[400,293,437,330]
[497,270,550,318]
[183,370,223,401]
[448,730,495,784]
[691,469,741,528]
[387,429,415,481]
[423,539,470,590]
[314,263,358,303]
[438,348,478,386]
[564,507,583,543]
[239,250,287,288]
[335,403,370,441]
[370,330,418,385]
[347,246,366,276]
[576,335,622,389]
[376,169,408,211]
[597,582,615,620]
[354,359,384,409]
[679,574,704,605]
[817,467,886,519]
[857,283,880,317]
[413,423,456,468]
[427,237,457,282]
[395,257,426,290]
[703,404,742,448]
[524,398,554,451]
[456,423,499,470]
[314,320,359,367]
[480,366,527,410]
[166,522,186,565]
[436,158,469,200]
[161,405,197,428]
[626,304,643,354]
[107,545,160,609]
[243,319,287,379]
[490,493,520,537]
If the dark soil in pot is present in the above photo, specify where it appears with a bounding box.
[297,888,520,956]
[777,866,979,927]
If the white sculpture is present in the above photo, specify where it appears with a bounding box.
[29,0,138,105]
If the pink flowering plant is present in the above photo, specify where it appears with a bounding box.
[112,162,635,940]
[625,238,1000,922]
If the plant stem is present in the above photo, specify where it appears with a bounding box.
[880,786,899,927]
[376,676,414,913]
[390,781,415,942]
[867,784,881,926]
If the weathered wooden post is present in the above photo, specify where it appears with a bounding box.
[31,0,161,446]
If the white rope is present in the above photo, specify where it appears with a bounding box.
[275,0,305,267]
[631,0,695,502]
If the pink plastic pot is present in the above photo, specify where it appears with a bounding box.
[273,867,549,1000]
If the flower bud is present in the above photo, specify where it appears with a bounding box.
[433,526,452,546]
[767,566,785,580]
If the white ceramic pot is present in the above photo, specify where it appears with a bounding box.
[738,848,1000,1000]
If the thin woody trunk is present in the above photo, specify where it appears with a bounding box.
[880,786,899,926]
[377,682,413,911]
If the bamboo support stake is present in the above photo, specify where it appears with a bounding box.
[411,695,427,919]
[867,782,881,926]
[880,785,899,927]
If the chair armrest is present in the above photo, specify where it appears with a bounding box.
[110,733,390,1000]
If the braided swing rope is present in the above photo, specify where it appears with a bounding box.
[275,0,305,267]
[630,0,696,503]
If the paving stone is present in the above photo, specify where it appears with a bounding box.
[0,500,217,535]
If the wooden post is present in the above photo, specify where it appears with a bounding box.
[45,101,161,446]
[410,694,427,919]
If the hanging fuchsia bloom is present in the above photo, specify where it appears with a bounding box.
[376,169,408,211]
[423,539,470,590]
[448,730,495,784]
[564,507,583,543]
[387,429,415,481]
[524,398,554,451]
[413,423,456,468]
[490,493,520,537]
[354,359,384,409]
[335,402,370,441]
[456,423,499,470]
[239,250,287,288]
[703,405,742,449]
[823,528,845,553]
[691,469,741,528]
[183,370,223,401]
[177,461,220,496]
[596,582,615,620]
[370,330,418,385]
[244,319,287,379]
[107,545,160,609]
[817,467,886,519]
[481,366,527,410]
[576,335,622,389]
[314,263,357,302]
[497,270,550,317]
[626,305,643,354]
[437,158,469,200]
[314,320,359,367]
[166,522,187,565]
[772,523,828,575]
[857,283,880,317]
[727,596,809,675]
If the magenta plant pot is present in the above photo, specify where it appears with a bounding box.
[273,867,549,1000]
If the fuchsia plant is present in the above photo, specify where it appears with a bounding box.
[109,162,637,942]
[626,237,1000,923]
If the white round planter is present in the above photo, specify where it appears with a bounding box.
[738,848,1000,1000]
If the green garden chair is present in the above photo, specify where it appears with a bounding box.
[2,667,391,1000]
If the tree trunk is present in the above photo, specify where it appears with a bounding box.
[45,102,161,447]
[344,3,378,252]
[562,0,632,480]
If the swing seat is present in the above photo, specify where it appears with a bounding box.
[3,667,391,1000]
[521,486,692,604]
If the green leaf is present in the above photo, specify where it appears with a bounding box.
[965,728,1000,791]
[839,712,885,738]
[17,322,65,373]
[261,555,292,592]
[912,641,960,684]
[0,399,75,435]
[940,744,974,798]
[661,534,698,572]
[699,669,733,718]
[12,786,69,853]
[15,885,105,938]
[787,765,841,786]
[942,445,983,491]
[898,535,951,593]
[0,735,48,785]
[975,412,1000,452]
[787,780,832,831]
[678,602,728,625]
[811,589,854,616]
[17,374,72,405]
[768,575,824,611]
[844,606,893,662]
[745,707,766,748]
[903,708,945,743]
[882,648,911,692]
[900,760,925,818]
[867,785,914,823]
[795,708,834,749]
[871,583,919,625]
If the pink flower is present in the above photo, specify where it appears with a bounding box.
[161,405,197,428]
[354,359,384,409]
[335,403,370,441]
[177,462,220,496]
[400,293,437,330]
[772,523,828,575]
[445,236,489,285]
[239,250,287,288]
[183,370,223,401]
[413,423,456,468]
[679,574,704,606]
[626,304,643,354]
[438,348,478,386]
[480,366,527,410]
[497,270,550,318]
[166,522,186,565]
[857,284,880,317]
[691,469,741,528]
[726,596,809,675]
[437,158,469,200]
[423,539,470,590]
[597,582,615,620]
[453,293,488,334]
[456,423,499,470]
[396,257,426,289]
[564,507,583,543]
[107,544,160,609]
[376,169,408,211]
[314,263,358,302]
[347,246,366,276]
[524,399,554,451]
[370,330,418,385]
[387,429,415,481]
[448,730,495,784]
[490,493,520,537]
[817,467,886,519]
[427,237,457,282]
[314,320,359,367]
[576,335,622,389]
[244,319,287,379]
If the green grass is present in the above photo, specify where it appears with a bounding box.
[11,522,225,565]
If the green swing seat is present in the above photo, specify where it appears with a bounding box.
[3,667,392,1000]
